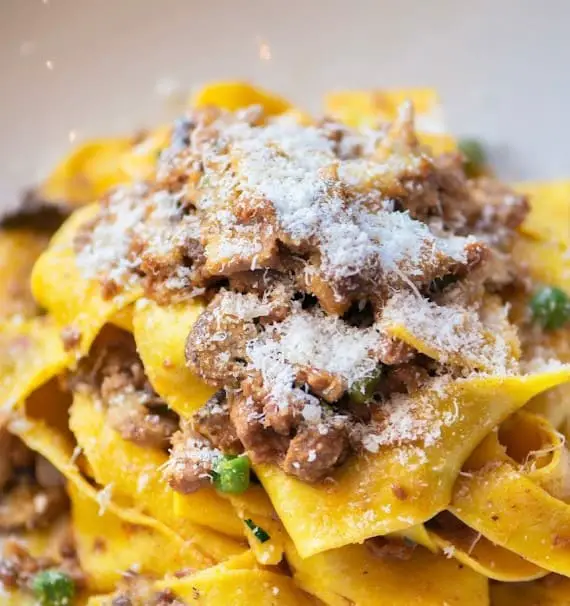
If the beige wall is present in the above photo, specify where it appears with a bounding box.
[1,0,569,210]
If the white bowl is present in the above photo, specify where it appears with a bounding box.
[1,0,569,213]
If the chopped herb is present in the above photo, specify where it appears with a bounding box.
[212,454,250,494]
[32,570,75,606]
[530,286,570,330]
[244,518,270,543]
[348,365,383,404]
[458,138,486,178]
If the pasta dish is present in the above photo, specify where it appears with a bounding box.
[1,82,570,605]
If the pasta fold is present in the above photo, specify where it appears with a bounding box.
[31,204,143,356]
[70,483,211,593]
[285,540,489,606]
[490,575,570,606]
[515,180,570,245]
[39,128,170,207]
[0,315,69,412]
[132,300,216,417]
[427,513,547,582]
[450,415,570,575]
[257,369,570,557]
[191,81,292,115]
[69,392,246,545]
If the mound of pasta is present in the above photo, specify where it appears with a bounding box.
[1,82,570,605]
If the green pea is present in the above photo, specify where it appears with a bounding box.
[349,366,383,404]
[32,570,75,606]
[530,286,570,330]
[212,454,250,494]
[458,138,486,177]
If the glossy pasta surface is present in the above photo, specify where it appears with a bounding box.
[1,82,570,605]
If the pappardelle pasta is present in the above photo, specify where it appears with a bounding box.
[1,82,570,605]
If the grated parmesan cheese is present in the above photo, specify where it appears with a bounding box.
[75,184,193,295]
[249,305,381,384]
[96,483,114,516]
[360,378,456,453]
[195,112,476,291]
[382,291,516,374]
[246,305,383,418]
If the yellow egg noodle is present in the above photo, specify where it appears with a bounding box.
[1,81,570,605]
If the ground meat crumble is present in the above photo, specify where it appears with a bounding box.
[69,327,179,450]
[111,574,186,606]
[0,421,68,532]
[0,422,85,597]
[70,101,532,485]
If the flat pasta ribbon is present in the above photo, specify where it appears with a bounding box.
[381,293,520,374]
[109,304,134,332]
[69,392,246,546]
[512,234,570,294]
[256,369,570,557]
[7,414,220,589]
[132,299,216,417]
[515,180,570,246]
[323,87,456,154]
[324,88,445,130]
[31,203,143,357]
[450,412,570,576]
[255,369,570,557]
[523,326,570,434]
[490,574,570,606]
[427,512,547,582]
[501,411,570,500]
[225,488,287,566]
[39,127,170,207]
[0,590,44,605]
[191,81,292,116]
[157,551,316,605]
[285,539,489,606]
[70,482,212,594]
[0,315,70,412]
[0,228,49,320]
[88,552,316,605]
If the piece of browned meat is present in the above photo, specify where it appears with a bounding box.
[282,418,350,482]
[0,424,68,533]
[72,328,179,449]
[111,575,185,606]
[0,539,56,590]
[381,363,430,395]
[365,536,416,560]
[0,483,68,531]
[164,423,219,494]
[295,366,347,403]
[185,291,265,388]
[192,391,243,454]
[467,177,529,233]
[399,151,529,240]
[228,392,289,464]
[106,399,179,449]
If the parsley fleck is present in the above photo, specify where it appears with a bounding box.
[244,518,270,543]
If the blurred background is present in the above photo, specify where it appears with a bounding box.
[1,0,570,209]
